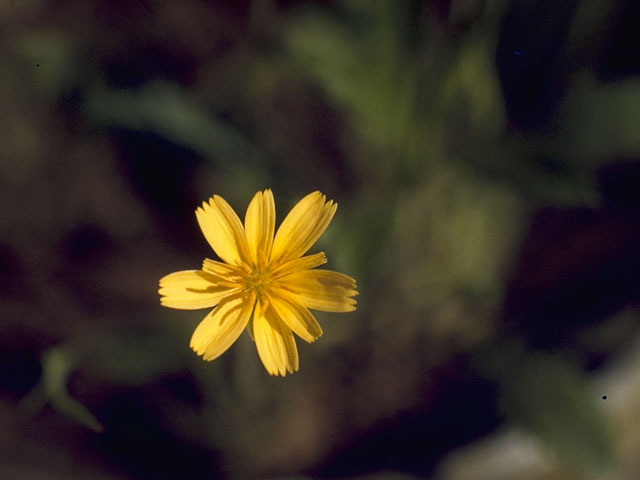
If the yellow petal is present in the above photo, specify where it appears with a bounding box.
[253,303,299,376]
[159,270,239,310]
[270,252,327,279]
[244,189,275,267]
[195,195,250,267]
[270,191,337,264]
[267,292,323,343]
[190,292,256,361]
[273,269,358,312]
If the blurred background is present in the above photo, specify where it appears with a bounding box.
[1,0,639,479]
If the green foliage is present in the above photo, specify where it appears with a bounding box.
[85,81,264,167]
[41,347,103,432]
[285,1,416,148]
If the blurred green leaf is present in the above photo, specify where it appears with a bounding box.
[500,354,612,472]
[285,3,414,144]
[42,347,103,433]
[85,81,264,166]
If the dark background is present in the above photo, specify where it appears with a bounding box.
[1,1,639,479]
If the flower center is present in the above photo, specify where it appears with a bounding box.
[247,268,273,296]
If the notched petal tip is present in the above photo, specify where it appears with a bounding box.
[271,269,358,313]
[268,294,323,343]
[194,198,214,220]
[194,194,252,266]
[159,269,239,310]
[254,307,300,375]
[307,329,323,343]
[271,191,339,263]
[189,293,256,362]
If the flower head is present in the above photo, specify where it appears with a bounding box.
[159,190,357,376]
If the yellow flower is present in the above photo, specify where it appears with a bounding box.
[159,190,357,376]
